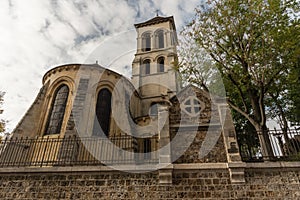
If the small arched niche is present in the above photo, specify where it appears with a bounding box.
[157,57,165,73]
[143,59,151,75]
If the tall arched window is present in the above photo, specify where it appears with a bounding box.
[92,88,112,137]
[143,59,151,75]
[44,84,69,135]
[142,32,151,52]
[155,30,164,49]
[157,57,164,73]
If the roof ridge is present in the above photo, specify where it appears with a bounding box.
[134,16,175,29]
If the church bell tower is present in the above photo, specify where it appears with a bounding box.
[132,15,181,115]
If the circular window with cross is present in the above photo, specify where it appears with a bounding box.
[181,96,205,117]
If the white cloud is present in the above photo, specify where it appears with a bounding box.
[0,0,200,132]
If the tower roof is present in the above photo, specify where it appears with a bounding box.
[134,16,176,30]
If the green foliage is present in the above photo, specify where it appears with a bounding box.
[178,0,300,132]
[287,65,300,126]
[174,31,221,95]
[176,0,300,157]
[0,92,6,133]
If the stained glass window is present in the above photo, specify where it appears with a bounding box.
[44,85,69,135]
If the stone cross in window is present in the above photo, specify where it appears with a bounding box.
[181,96,205,117]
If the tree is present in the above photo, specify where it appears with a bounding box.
[0,91,6,134]
[177,0,300,158]
[286,64,300,127]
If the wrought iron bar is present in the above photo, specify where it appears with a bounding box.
[240,128,300,162]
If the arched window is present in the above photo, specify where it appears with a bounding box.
[143,59,151,75]
[44,84,69,135]
[92,88,112,137]
[142,32,151,52]
[157,57,164,73]
[155,30,164,49]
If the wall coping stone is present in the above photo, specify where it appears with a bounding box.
[0,162,299,174]
[173,163,228,170]
[0,164,160,174]
[0,163,228,174]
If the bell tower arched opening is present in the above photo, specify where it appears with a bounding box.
[155,30,164,49]
[142,32,151,52]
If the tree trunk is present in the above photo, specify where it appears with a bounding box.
[254,124,274,160]
[247,87,274,160]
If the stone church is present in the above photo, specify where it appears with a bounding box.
[4,15,244,182]
[0,15,300,200]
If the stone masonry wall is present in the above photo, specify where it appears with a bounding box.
[0,163,300,199]
[169,86,228,164]
[171,128,227,163]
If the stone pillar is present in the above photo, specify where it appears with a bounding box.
[157,104,173,184]
[228,162,246,184]
[137,36,141,52]
[151,35,154,50]
[218,103,245,184]
[164,31,168,48]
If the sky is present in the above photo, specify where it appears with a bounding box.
[0,0,203,132]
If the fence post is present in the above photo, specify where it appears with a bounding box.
[157,104,173,184]
[40,136,49,167]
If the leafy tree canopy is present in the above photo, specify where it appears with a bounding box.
[177,0,300,156]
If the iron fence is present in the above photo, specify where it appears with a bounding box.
[239,128,300,162]
[2,128,298,167]
[0,135,159,168]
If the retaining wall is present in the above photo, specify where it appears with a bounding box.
[0,162,299,199]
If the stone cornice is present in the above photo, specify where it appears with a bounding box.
[42,63,125,84]
[134,16,175,30]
